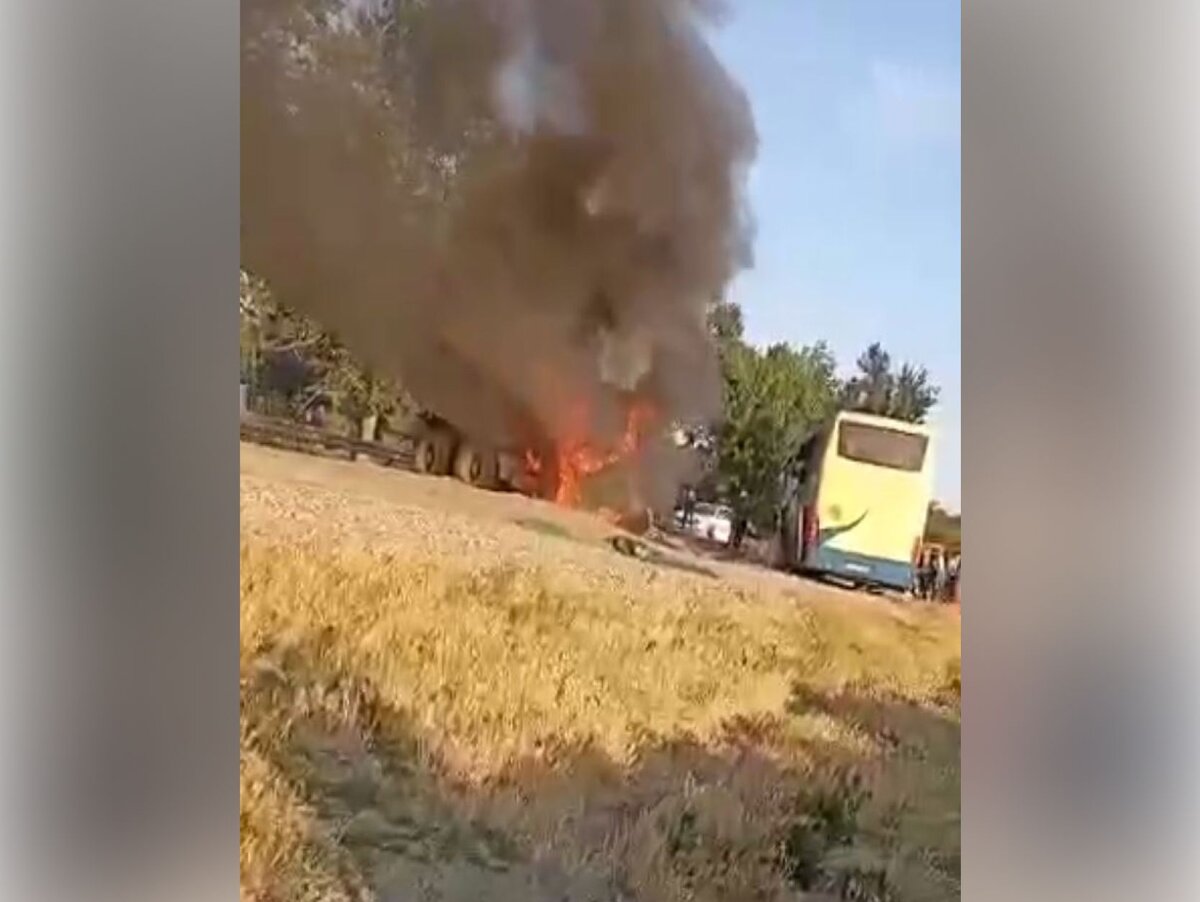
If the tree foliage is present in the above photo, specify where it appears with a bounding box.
[717,341,839,525]
[703,300,839,525]
[240,269,408,421]
[839,341,939,424]
[707,298,745,348]
[242,275,945,527]
[701,303,943,531]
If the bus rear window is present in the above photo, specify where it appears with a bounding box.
[837,422,928,472]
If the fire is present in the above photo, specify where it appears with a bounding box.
[524,397,658,508]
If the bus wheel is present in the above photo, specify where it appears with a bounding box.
[453,442,498,489]
[415,430,454,476]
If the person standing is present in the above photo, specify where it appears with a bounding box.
[915,549,931,599]
[932,549,948,602]
[730,490,750,550]
[681,485,697,530]
[936,554,955,602]
[947,552,961,604]
[911,549,926,598]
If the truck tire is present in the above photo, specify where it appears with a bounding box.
[452,442,499,489]
[415,430,454,476]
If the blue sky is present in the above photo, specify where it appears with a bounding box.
[706,1,961,510]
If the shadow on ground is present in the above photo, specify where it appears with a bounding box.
[512,517,584,543]
[241,630,960,902]
[511,517,719,579]
[606,535,719,579]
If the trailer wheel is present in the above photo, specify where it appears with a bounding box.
[415,430,454,476]
[452,442,498,489]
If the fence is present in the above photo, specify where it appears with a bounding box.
[240,410,416,470]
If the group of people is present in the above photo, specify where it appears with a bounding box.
[914,547,960,603]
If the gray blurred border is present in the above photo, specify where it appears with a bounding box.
[6,1,239,900]
[5,0,1199,899]
[965,1,1197,900]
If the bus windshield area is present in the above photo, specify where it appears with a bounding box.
[836,421,928,472]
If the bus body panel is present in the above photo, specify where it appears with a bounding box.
[795,412,934,591]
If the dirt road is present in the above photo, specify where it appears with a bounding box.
[240,441,927,615]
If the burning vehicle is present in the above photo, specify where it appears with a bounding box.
[408,394,656,504]
[241,0,757,521]
[403,313,664,516]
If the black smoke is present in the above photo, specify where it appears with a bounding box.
[241,0,756,500]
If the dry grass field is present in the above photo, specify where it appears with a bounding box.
[240,442,960,902]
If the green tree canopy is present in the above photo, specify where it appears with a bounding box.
[699,305,944,535]
[240,269,408,421]
[707,298,745,348]
[713,323,839,526]
[840,341,939,423]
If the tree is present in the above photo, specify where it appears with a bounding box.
[702,325,942,533]
[715,339,839,528]
[240,271,264,384]
[841,342,893,415]
[329,355,403,421]
[890,363,939,424]
[239,269,409,426]
[707,298,745,348]
[840,342,939,424]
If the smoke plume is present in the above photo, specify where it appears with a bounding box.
[241,0,756,502]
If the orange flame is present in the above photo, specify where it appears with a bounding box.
[524,397,658,508]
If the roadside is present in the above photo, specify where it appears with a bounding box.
[240,442,961,902]
[240,442,941,619]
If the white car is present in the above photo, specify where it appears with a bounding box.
[676,502,734,545]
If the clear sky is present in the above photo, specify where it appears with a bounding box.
[706,1,961,511]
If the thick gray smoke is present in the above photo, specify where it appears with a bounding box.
[241,0,756,499]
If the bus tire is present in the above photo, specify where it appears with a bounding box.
[452,442,498,489]
[415,430,455,476]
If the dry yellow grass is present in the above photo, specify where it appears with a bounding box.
[240,444,960,901]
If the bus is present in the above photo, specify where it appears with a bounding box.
[778,410,934,592]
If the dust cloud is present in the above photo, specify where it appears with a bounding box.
[241,0,756,498]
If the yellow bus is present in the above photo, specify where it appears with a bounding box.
[778,410,934,592]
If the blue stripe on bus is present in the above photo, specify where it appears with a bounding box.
[803,545,913,591]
